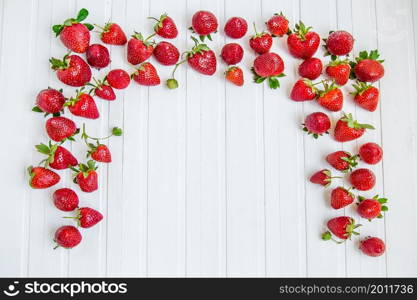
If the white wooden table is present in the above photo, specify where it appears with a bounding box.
[0,0,416,277]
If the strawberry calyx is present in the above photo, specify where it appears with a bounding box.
[340,153,359,173]
[341,113,375,130]
[64,87,86,107]
[86,77,108,95]
[327,56,350,67]
[50,54,71,71]
[288,21,313,41]
[35,141,59,167]
[131,31,156,47]
[63,208,84,227]
[350,81,373,96]
[321,169,342,187]
[317,80,339,98]
[148,13,168,33]
[250,22,270,40]
[188,26,216,42]
[302,125,329,139]
[70,160,97,181]
[52,8,93,37]
[94,22,114,35]
[252,68,286,89]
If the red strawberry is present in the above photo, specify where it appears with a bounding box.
[53,188,79,211]
[326,151,358,172]
[334,113,374,142]
[34,88,65,114]
[298,57,322,80]
[290,79,318,101]
[349,168,376,191]
[224,17,248,39]
[54,226,82,249]
[107,69,130,89]
[351,50,385,82]
[150,14,178,39]
[98,22,127,45]
[322,216,360,241]
[90,144,112,163]
[73,160,98,193]
[326,58,350,86]
[359,237,385,257]
[153,41,180,66]
[127,32,155,65]
[287,22,320,59]
[359,143,383,165]
[82,125,122,163]
[303,112,331,138]
[357,195,388,220]
[331,187,354,209]
[324,30,354,56]
[132,62,160,86]
[351,81,379,112]
[249,24,273,54]
[310,169,339,187]
[225,66,244,86]
[52,8,93,53]
[35,142,78,170]
[317,81,343,112]
[65,90,99,119]
[50,54,91,87]
[266,13,289,37]
[74,207,103,228]
[88,78,116,101]
[191,10,218,41]
[28,166,60,189]
[252,52,285,89]
[221,43,244,65]
[86,44,110,69]
[45,116,78,142]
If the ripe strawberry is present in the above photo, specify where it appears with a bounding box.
[150,13,178,39]
[290,79,318,101]
[322,216,360,241]
[45,116,78,142]
[127,32,155,65]
[53,188,79,211]
[309,169,339,187]
[191,10,218,41]
[298,57,322,80]
[317,81,343,112]
[132,62,160,86]
[221,43,244,65]
[224,17,248,39]
[334,113,374,142]
[287,22,320,59]
[359,237,386,257]
[106,69,130,89]
[35,141,78,170]
[50,54,91,87]
[153,41,180,66]
[326,151,358,172]
[357,195,388,220]
[86,44,110,69]
[349,168,376,191]
[73,207,103,228]
[303,112,331,138]
[54,226,82,249]
[326,58,350,86]
[252,52,285,89]
[331,187,354,209]
[90,144,112,163]
[324,30,354,56]
[34,88,65,115]
[266,12,289,37]
[28,166,60,189]
[82,125,122,163]
[88,78,116,101]
[359,142,383,165]
[249,24,273,54]
[351,81,379,112]
[65,90,99,119]
[72,160,98,193]
[225,66,244,86]
[350,50,385,82]
[98,22,127,45]
[52,8,93,53]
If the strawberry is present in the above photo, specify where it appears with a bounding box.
[150,13,178,39]
[127,32,155,65]
[224,17,248,39]
[225,66,244,86]
[72,207,103,228]
[53,188,79,211]
[290,79,318,101]
[359,142,383,165]
[54,226,82,249]
[65,89,99,119]
[97,22,127,45]
[322,216,360,242]
[50,54,91,87]
[326,151,358,172]
[221,43,244,65]
[359,237,385,257]
[303,112,331,138]
[317,81,343,112]
[34,88,65,115]
[132,62,161,86]
[190,10,218,41]
[249,23,273,54]
[266,13,289,37]
[287,22,320,59]
[298,57,322,80]
[45,116,78,142]
[52,8,93,53]
[357,195,388,220]
[86,44,110,69]
[351,81,379,112]
[350,50,385,82]
[326,58,350,86]
[35,141,78,170]
[334,113,374,142]
[331,187,354,209]
[309,169,340,187]
[324,30,354,56]
[28,166,60,189]
[72,160,98,193]
[349,168,376,191]
[252,52,285,89]
[153,41,180,66]
[81,125,122,163]
[88,78,116,101]
[90,144,112,163]
[106,69,130,89]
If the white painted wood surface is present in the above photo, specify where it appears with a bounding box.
[0,0,416,277]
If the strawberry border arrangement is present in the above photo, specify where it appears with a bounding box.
[29,9,386,257]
